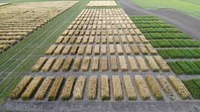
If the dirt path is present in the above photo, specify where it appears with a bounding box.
[1,101,200,112]
[118,0,200,40]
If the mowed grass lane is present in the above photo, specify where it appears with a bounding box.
[129,0,200,20]
[0,0,90,103]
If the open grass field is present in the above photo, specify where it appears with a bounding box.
[1,0,200,111]
[129,0,200,20]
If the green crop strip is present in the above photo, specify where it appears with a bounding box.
[183,79,200,99]
[130,16,200,76]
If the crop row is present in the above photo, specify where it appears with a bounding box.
[144,33,191,40]
[45,44,157,55]
[11,75,190,101]
[56,35,148,44]
[140,28,181,33]
[150,40,200,48]
[158,49,200,59]
[32,56,170,72]
[168,61,200,75]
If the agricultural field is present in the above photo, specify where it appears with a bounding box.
[131,16,200,75]
[0,1,78,53]
[0,0,200,111]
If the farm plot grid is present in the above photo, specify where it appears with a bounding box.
[130,16,200,76]
[10,75,191,101]
[0,1,78,54]
[87,1,117,7]
[31,9,171,74]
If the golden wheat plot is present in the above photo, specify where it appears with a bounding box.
[73,57,82,71]
[135,75,150,100]
[112,76,123,100]
[92,57,99,71]
[154,56,170,72]
[168,76,190,99]
[115,37,120,44]
[76,36,83,44]
[101,45,107,55]
[135,29,142,35]
[133,36,141,43]
[138,45,148,55]
[42,57,56,72]
[107,36,113,44]
[56,36,64,44]
[124,44,132,55]
[101,75,110,100]
[78,45,86,55]
[139,35,149,43]
[61,76,76,100]
[110,56,118,71]
[101,57,108,71]
[94,45,100,55]
[102,36,107,44]
[126,35,134,43]
[145,44,157,55]
[35,76,54,100]
[62,45,71,55]
[70,45,79,55]
[52,57,65,72]
[62,57,73,71]
[83,37,89,44]
[32,57,47,72]
[11,76,33,99]
[136,56,148,71]
[45,45,57,55]
[62,36,70,43]
[54,44,64,55]
[73,76,86,100]
[87,76,98,100]
[123,75,137,100]
[116,44,123,55]
[21,76,43,100]
[145,75,163,100]
[119,56,128,71]
[69,37,77,44]
[109,45,115,55]
[82,57,91,71]
[145,56,160,72]
[121,36,128,43]
[127,56,138,71]
[86,45,93,55]
[157,75,173,95]
[130,45,140,55]
[48,76,64,101]
[89,37,95,44]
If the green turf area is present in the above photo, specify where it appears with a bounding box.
[129,0,200,20]
[0,0,90,104]
[183,79,200,99]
